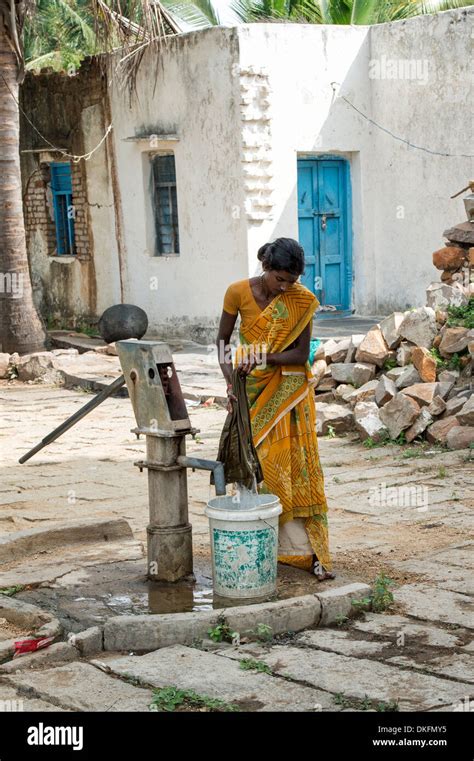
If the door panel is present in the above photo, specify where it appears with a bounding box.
[297,156,351,312]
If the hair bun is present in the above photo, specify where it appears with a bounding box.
[257,243,271,262]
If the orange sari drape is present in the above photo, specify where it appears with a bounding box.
[234,283,332,572]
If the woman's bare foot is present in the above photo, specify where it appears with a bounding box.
[311,557,336,581]
[315,570,336,582]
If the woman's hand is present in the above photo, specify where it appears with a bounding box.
[236,357,259,376]
[226,384,238,414]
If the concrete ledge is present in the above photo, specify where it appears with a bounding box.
[0,596,62,665]
[0,519,134,564]
[315,583,372,627]
[69,627,104,656]
[0,642,77,673]
[104,594,321,652]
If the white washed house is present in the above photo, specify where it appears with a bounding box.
[20,7,473,342]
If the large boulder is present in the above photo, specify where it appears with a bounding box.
[326,338,351,363]
[444,392,471,418]
[345,379,379,406]
[456,395,474,426]
[355,327,389,368]
[344,334,365,363]
[312,359,327,386]
[427,395,447,416]
[426,283,468,311]
[333,384,356,403]
[0,353,10,379]
[353,363,377,386]
[401,382,439,407]
[438,327,471,356]
[375,375,397,407]
[398,307,437,349]
[432,246,467,271]
[330,363,357,384]
[378,313,404,350]
[16,352,62,384]
[411,346,437,383]
[396,341,415,366]
[393,365,421,390]
[446,426,474,450]
[405,408,433,444]
[426,416,461,445]
[354,401,388,442]
[316,403,355,434]
[379,394,420,439]
[322,339,339,364]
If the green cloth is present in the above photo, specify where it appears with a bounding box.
[211,368,263,489]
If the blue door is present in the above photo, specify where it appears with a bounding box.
[297,156,352,313]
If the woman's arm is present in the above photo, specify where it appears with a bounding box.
[266,323,311,366]
[216,310,238,410]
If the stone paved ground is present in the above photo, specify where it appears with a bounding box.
[0,356,473,712]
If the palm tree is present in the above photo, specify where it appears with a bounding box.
[230,0,472,24]
[0,0,180,354]
[0,0,47,354]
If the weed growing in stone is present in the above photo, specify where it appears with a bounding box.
[150,686,238,712]
[208,614,238,643]
[0,585,24,597]
[239,658,272,674]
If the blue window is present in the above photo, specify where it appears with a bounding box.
[151,154,180,254]
[50,162,76,255]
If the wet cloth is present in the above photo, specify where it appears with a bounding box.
[231,281,332,572]
[211,367,263,490]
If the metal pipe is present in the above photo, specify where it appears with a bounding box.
[176,455,226,496]
[19,375,126,464]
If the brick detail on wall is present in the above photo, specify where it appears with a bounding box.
[24,160,90,257]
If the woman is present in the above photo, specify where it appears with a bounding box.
[216,237,335,581]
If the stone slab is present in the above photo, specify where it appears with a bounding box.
[394,584,474,630]
[351,613,468,649]
[92,645,334,712]
[219,644,474,711]
[3,662,153,712]
[297,629,391,657]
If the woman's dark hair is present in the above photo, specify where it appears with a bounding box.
[257,238,305,276]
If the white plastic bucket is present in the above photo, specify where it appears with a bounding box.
[205,493,282,599]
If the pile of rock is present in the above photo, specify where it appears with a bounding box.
[314,226,473,450]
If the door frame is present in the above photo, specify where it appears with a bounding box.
[297,153,353,317]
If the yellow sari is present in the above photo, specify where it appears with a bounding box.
[234,283,332,573]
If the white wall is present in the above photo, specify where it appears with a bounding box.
[369,8,473,313]
[107,28,248,340]
[236,9,473,314]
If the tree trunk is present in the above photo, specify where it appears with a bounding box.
[0,26,46,355]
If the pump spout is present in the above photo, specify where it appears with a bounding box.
[176,456,226,496]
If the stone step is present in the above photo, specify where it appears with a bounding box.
[218,643,474,711]
[3,662,153,712]
[91,645,337,712]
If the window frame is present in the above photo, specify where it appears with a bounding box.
[50,161,76,256]
[150,152,180,256]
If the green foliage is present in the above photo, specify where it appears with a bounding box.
[239,658,272,674]
[371,572,395,613]
[375,699,400,712]
[383,356,398,371]
[252,623,273,642]
[446,298,474,330]
[0,585,25,597]
[333,690,399,711]
[363,430,406,449]
[150,686,238,712]
[208,614,238,643]
[326,424,336,438]
[230,0,469,25]
[436,466,447,478]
